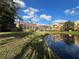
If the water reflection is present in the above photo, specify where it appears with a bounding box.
[63,35,74,45]
[44,34,79,59]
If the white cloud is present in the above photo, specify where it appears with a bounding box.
[36,23,47,26]
[31,15,40,22]
[70,10,75,14]
[65,9,71,14]
[22,15,40,23]
[29,11,35,16]
[76,6,79,8]
[23,7,52,23]
[13,0,25,7]
[23,7,40,22]
[65,5,79,15]
[22,16,32,19]
[53,19,67,23]
[22,14,52,23]
[29,7,38,12]
[76,20,79,22]
[24,7,38,16]
[24,9,30,13]
[40,14,52,20]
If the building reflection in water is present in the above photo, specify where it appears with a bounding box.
[48,34,79,46]
[63,35,75,45]
[74,35,79,46]
[50,34,63,42]
[44,34,79,59]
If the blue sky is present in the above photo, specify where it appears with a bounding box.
[16,0,79,25]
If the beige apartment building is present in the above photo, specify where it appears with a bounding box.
[15,21,79,31]
[26,24,52,31]
[15,22,52,31]
[25,23,37,31]
[37,25,52,31]
[74,21,79,31]
[52,23,63,31]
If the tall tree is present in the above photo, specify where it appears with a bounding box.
[0,0,16,31]
[63,21,74,31]
[17,15,24,31]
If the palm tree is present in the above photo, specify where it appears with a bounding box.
[48,21,52,31]
[17,15,24,31]
[48,21,53,26]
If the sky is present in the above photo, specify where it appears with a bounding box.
[14,0,79,25]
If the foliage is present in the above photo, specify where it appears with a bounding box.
[63,21,74,31]
[0,0,17,32]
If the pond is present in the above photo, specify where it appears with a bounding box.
[44,34,79,59]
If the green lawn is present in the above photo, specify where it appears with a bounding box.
[51,31,79,35]
[0,31,57,59]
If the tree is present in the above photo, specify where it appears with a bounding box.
[0,0,17,31]
[47,21,52,31]
[17,15,24,31]
[63,21,74,31]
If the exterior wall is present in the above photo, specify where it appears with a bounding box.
[37,25,52,31]
[15,22,52,31]
[74,21,79,31]
[26,23,37,31]
[52,23,63,31]
[74,36,79,45]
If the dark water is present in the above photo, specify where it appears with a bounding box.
[44,34,79,59]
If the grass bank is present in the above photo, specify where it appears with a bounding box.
[46,31,79,35]
[0,31,58,59]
